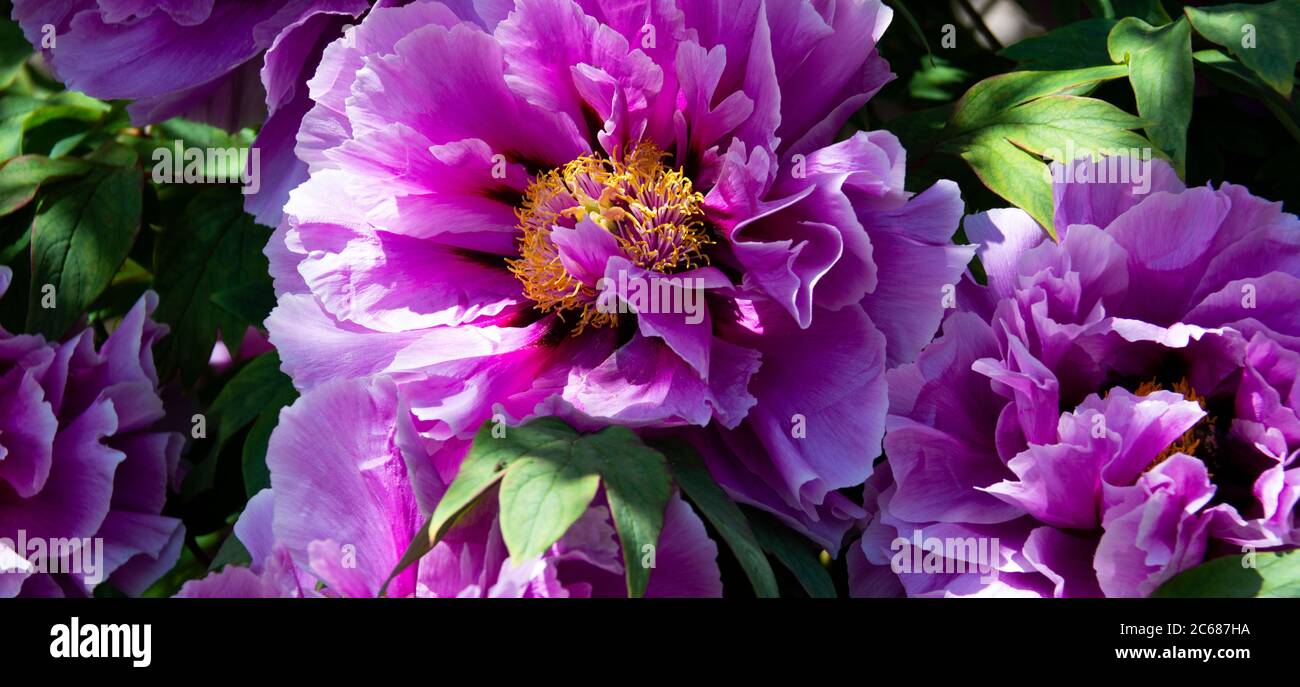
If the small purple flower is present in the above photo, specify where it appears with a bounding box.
[0,268,185,597]
[266,0,971,552]
[177,376,723,598]
[10,0,373,225]
[852,158,1300,597]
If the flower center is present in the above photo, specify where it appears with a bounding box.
[507,143,711,334]
[1135,377,1218,471]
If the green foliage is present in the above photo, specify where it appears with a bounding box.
[1194,49,1300,143]
[1185,0,1300,97]
[0,155,90,216]
[185,351,297,498]
[27,166,141,339]
[656,438,779,598]
[2,0,1297,600]
[391,418,672,598]
[940,66,1149,237]
[1156,551,1300,597]
[0,13,286,592]
[1109,17,1194,173]
[999,18,1119,70]
[889,0,1300,237]
[908,57,971,101]
[0,13,30,90]
[749,510,838,599]
[151,188,272,384]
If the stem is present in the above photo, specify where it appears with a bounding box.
[955,0,1003,52]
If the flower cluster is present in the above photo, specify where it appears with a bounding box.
[7,0,1296,601]
[259,0,969,564]
[0,268,184,597]
[851,158,1300,597]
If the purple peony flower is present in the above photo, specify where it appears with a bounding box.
[851,157,1300,597]
[177,376,722,597]
[10,0,374,225]
[265,0,971,552]
[0,267,185,597]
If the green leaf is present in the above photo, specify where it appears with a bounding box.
[90,257,152,323]
[943,66,1149,237]
[0,92,111,159]
[48,132,89,160]
[656,438,779,598]
[572,426,672,598]
[0,14,32,91]
[1109,17,1193,174]
[85,139,140,168]
[1155,551,1300,597]
[495,424,671,598]
[947,65,1129,131]
[208,534,253,573]
[0,155,91,217]
[385,418,673,598]
[205,352,295,459]
[498,439,602,563]
[907,57,969,102]
[382,419,575,596]
[1185,0,1300,98]
[151,188,272,383]
[211,280,276,330]
[950,96,1150,159]
[182,352,295,499]
[999,18,1118,70]
[957,137,1055,237]
[0,97,42,160]
[435,419,575,542]
[27,167,141,339]
[152,118,257,150]
[748,511,837,598]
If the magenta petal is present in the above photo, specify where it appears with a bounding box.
[963,208,1048,301]
[554,219,624,287]
[0,400,122,544]
[644,493,723,597]
[1051,156,1184,233]
[232,489,278,569]
[293,221,521,332]
[175,565,278,598]
[1021,526,1102,598]
[1095,454,1215,597]
[0,368,57,497]
[563,332,758,429]
[1092,389,1207,487]
[97,512,184,595]
[348,22,589,170]
[776,0,894,156]
[1106,187,1232,324]
[296,1,466,170]
[175,547,304,598]
[267,376,420,598]
[984,441,1105,530]
[859,179,972,366]
[494,0,600,134]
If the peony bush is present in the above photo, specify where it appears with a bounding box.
[0,0,1296,600]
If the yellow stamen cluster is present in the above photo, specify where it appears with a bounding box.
[507,143,711,334]
[1135,377,1215,471]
